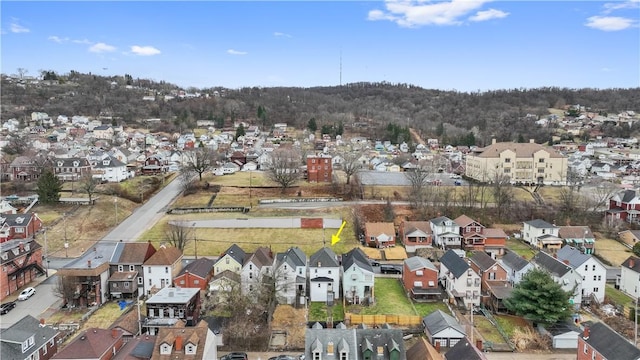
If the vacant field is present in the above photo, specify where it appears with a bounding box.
[595,236,632,266]
[495,314,531,340]
[346,278,414,315]
[308,302,345,322]
[505,238,536,260]
[475,316,507,344]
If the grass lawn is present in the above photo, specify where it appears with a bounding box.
[474,316,506,344]
[308,302,345,322]
[47,309,85,324]
[413,301,450,317]
[495,314,531,339]
[595,236,632,266]
[172,191,217,208]
[346,278,414,315]
[506,238,536,260]
[606,284,634,308]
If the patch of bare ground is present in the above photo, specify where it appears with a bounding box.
[271,305,307,350]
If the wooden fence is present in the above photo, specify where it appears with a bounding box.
[344,313,422,327]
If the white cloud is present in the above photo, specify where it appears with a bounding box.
[72,38,92,45]
[130,45,161,56]
[227,49,248,55]
[585,16,636,31]
[89,42,117,53]
[601,67,613,72]
[274,32,292,38]
[10,22,30,33]
[469,8,509,22]
[603,0,640,14]
[367,0,503,27]
[48,35,69,43]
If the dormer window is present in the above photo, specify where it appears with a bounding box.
[57,161,63,167]
[118,265,124,272]
[73,161,80,167]
[103,160,110,165]
[160,343,172,355]
[22,335,35,353]
[377,346,384,356]
[185,343,197,355]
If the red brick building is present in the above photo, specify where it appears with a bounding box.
[577,322,640,360]
[174,257,215,291]
[402,256,440,300]
[306,154,332,183]
[0,239,45,301]
[0,213,43,243]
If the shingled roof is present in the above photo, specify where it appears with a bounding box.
[143,245,182,266]
[310,247,339,268]
[582,322,640,360]
[474,141,564,159]
[0,315,59,360]
[439,249,469,278]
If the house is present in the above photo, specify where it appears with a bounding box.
[364,222,396,248]
[174,257,215,291]
[606,188,640,224]
[230,151,247,166]
[577,322,640,360]
[0,200,17,214]
[142,245,183,295]
[108,241,156,300]
[523,219,563,251]
[0,239,44,301]
[399,221,433,253]
[9,155,44,181]
[241,247,273,295]
[57,245,113,308]
[342,248,375,304]
[430,216,462,249]
[405,337,443,360]
[53,157,92,181]
[499,249,534,285]
[52,328,124,360]
[150,320,216,360]
[92,155,130,182]
[438,249,481,308]
[539,322,581,349]
[531,251,582,308]
[443,337,488,360]
[274,247,307,305]
[481,228,508,258]
[454,215,507,256]
[556,245,606,304]
[422,310,466,348]
[558,226,595,255]
[619,256,640,300]
[304,323,406,360]
[618,230,640,248]
[214,244,246,275]
[309,247,341,302]
[93,125,115,139]
[144,287,201,331]
[0,315,60,360]
[469,251,511,313]
[464,139,568,185]
[0,212,44,243]
[402,256,440,300]
[142,155,169,175]
[307,154,333,183]
[110,305,144,338]
[208,270,241,302]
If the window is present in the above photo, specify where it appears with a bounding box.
[161,344,172,355]
[597,276,601,281]
[416,270,424,276]
[165,267,169,273]
[129,265,135,272]
[138,277,143,285]
[249,272,253,279]
[585,265,588,271]
[592,265,596,271]
[186,344,197,355]
[505,158,511,163]
[124,282,130,288]
[15,227,24,233]
[113,283,119,288]
[118,265,124,272]
[180,280,185,285]
[226,258,230,264]
[148,267,151,274]
[318,284,321,288]
[593,275,597,281]
[594,287,599,293]
[194,280,199,284]
[539,158,545,163]
[43,342,47,355]
[49,339,54,347]
[148,279,152,286]
[313,352,321,360]
[249,264,253,270]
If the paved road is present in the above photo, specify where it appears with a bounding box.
[0,274,59,328]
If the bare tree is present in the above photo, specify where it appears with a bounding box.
[54,275,78,307]
[404,159,438,210]
[165,221,193,251]
[183,147,215,181]
[78,173,100,204]
[179,165,197,194]
[266,147,302,193]
[339,150,364,185]
[491,173,514,219]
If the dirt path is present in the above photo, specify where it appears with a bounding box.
[409,127,425,145]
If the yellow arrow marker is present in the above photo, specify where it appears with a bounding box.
[331,221,347,245]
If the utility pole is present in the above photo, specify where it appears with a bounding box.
[63,213,68,257]
[635,296,638,346]
[43,228,48,277]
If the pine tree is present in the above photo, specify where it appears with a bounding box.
[37,169,62,204]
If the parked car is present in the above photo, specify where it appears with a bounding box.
[369,259,380,266]
[268,355,298,360]
[380,265,402,274]
[220,353,248,360]
[0,301,16,314]
[18,287,36,301]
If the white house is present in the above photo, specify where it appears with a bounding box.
[438,249,481,308]
[556,245,606,304]
[531,251,583,308]
[240,247,273,295]
[619,256,640,300]
[308,247,340,302]
[274,247,307,305]
[522,219,562,251]
[92,155,130,182]
[141,245,183,295]
[341,248,374,305]
[499,249,534,285]
[430,216,462,249]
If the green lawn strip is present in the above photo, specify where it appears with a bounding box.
[308,302,345,322]
[606,284,634,308]
[506,238,536,260]
[474,316,506,344]
[413,302,451,317]
[346,278,414,315]
[172,192,217,208]
[494,315,524,339]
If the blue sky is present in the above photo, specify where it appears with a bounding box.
[1,1,639,91]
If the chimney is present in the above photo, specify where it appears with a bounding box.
[491,138,497,145]
[111,329,119,338]
[563,260,570,266]
[434,341,441,352]
[175,335,183,351]
[476,339,483,351]
[630,259,635,268]
[583,327,590,339]
[87,260,92,268]
[40,318,45,326]
[530,139,535,143]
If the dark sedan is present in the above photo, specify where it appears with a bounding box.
[0,301,16,315]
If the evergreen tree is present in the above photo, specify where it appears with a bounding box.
[235,124,246,140]
[37,169,62,204]
[504,268,573,325]
[307,118,317,133]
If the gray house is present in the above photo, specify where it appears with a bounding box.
[422,310,466,348]
[342,248,375,305]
